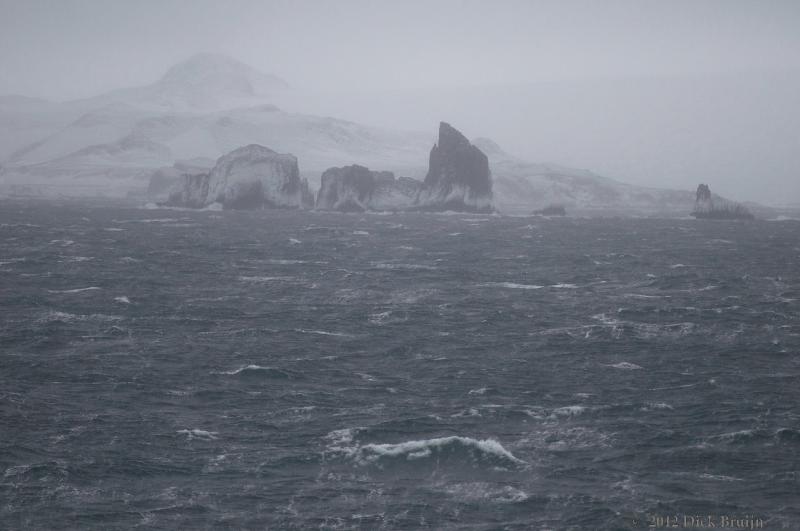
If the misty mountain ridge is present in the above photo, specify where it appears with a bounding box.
[0,53,777,216]
[73,53,290,112]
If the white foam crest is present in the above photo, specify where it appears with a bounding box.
[451,408,482,418]
[114,218,183,224]
[114,296,131,304]
[355,436,525,466]
[261,259,309,265]
[48,287,102,294]
[550,283,579,289]
[368,311,403,325]
[177,429,218,440]
[288,238,302,245]
[238,275,295,282]
[372,262,437,271]
[293,329,354,337]
[641,402,674,411]
[479,282,544,290]
[609,362,643,370]
[214,364,272,375]
[550,405,587,418]
[698,473,744,481]
[443,482,529,503]
[38,311,122,323]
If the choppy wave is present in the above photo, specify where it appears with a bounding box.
[609,362,643,370]
[37,311,122,323]
[47,287,102,294]
[479,282,544,290]
[214,365,300,379]
[177,429,218,440]
[354,436,526,468]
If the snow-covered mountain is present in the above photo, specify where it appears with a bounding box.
[0,54,433,196]
[74,53,290,112]
[0,53,752,216]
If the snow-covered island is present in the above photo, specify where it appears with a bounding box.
[160,121,494,213]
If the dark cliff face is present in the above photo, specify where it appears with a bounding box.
[417,122,493,212]
[424,122,491,195]
[316,165,376,212]
[167,173,210,209]
[696,184,712,203]
[692,183,754,220]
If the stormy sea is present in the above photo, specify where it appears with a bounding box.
[1,199,798,530]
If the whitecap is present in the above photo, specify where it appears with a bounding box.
[550,405,587,418]
[114,218,181,224]
[355,436,525,466]
[451,408,482,418]
[177,429,218,440]
[353,230,370,235]
[443,482,529,503]
[478,282,544,290]
[550,283,579,289]
[38,311,122,323]
[373,263,437,271]
[641,402,674,411]
[263,259,308,265]
[215,364,272,375]
[288,238,302,245]
[368,311,406,325]
[48,287,102,294]
[609,362,643,370]
[238,275,295,282]
[698,473,743,481]
[114,296,131,304]
[293,329,354,337]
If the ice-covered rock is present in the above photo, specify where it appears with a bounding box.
[147,158,215,201]
[167,173,210,208]
[415,122,493,212]
[166,144,310,209]
[315,164,421,212]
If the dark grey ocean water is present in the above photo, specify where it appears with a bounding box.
[1,200,799,530]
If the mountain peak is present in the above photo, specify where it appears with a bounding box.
[160,53,287,90]
[156,53,289,104]
[75,53,291,112]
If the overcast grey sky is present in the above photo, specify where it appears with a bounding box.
[2,0,800,99]
[1,0,799,204]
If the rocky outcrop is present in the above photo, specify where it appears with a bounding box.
[315,165,421,212]
[415,122,493,212]
[691,183,754,219]
[147,158,214,202]
[167,173,210,208]
[694,183,712,213]
[165,144,311,209]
